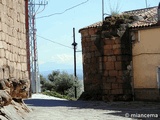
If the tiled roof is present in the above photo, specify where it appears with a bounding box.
[123,6,157,28]
[79,6,158,31]
[79,21,102,31]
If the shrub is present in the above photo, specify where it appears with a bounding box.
[40,70,82,99]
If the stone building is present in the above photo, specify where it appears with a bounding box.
[79,6,160,101]
[0,0,30,119]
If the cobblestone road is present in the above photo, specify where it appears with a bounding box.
[24,94,160,120]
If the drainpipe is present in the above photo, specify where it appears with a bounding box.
[25,0,31,96]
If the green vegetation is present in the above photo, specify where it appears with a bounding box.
[108,0,121,16]
[40,70,82,100]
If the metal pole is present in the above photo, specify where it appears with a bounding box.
[145,0,147,8]
[28,0,48,93]
[72,28,77,98]
[73,28,76,77]
[102,0,104,21]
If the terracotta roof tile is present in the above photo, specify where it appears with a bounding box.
[123,7,157,28]
[79,21,102,31]
[79,6,158,31]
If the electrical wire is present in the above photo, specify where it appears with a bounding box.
[34,5,41,16]
[37,35,73,49]
[36,0,89,19]
[36,5,46,15]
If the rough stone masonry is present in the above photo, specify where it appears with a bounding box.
[0,0,30,119]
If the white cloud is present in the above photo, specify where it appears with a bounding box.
[51,54,82,65]
[38,61,45,65]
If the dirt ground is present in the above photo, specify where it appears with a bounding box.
[24,94,160,120]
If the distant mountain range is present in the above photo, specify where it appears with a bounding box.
[39,62,83,80]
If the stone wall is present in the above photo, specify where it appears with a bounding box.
[0,0,29,107]
[79,16,133,101]
[101,34,132,101]
[80,27,103,100]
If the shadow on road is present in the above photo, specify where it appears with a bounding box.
[24,98,160,119]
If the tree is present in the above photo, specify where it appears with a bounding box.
[48,71,60,82]
[40,75,46,85]
[48,71,74,95]
[48,71,82,97]
[41,70,83,98]
[40,74,54,92]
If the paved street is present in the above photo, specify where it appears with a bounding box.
[24,94,160,120]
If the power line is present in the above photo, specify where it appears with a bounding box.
[36,0,89,19]
[37,35,73,49]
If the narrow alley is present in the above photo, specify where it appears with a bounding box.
[24,94,160,120]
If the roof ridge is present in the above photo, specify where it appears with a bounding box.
[123,6,157,14]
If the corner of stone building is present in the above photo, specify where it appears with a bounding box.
[0,0,31,119]
[95,16,133,102]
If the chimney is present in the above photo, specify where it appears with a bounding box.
[158,2,160,24]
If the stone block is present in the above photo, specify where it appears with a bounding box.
[103,89,110,94]
[9,66,14,78]
[89,28,97,35]
[106,77,116,83]
[80,29,89,37]
[16,63,21,71]
[118,71,123,76]
[16,69,20,79]
[114,38,121,44]
[104,49,113,56]
[6,60,11,67]
[111,83,119,89]
[2,23,7,33]
[0,90,12,106]
[113,49,121,55]
[115,62,122,70]
[113,44,121,49]
[108,56,116,62]
[105,62,114,70]
[3,67,9,79]
[1,58,6,65]
[104,38,114,45]
[0,49,5,58]
[116,56,122,61]
[22,71,29,79]
[2,41,7,49]
[0,68,3,79]
[103,56,108,62]
[109,70,118,77]
[103,71,108,76]
[5,50,9,59]
[21,63,27,71]
[111,89,122,94]
[2,0,6,5]
[103,45,112,50]
[103,83,112,90]
[1,32,5,41]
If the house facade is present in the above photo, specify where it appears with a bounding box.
[131,27,160,101]
[79,6,160,101]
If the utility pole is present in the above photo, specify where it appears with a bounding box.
[102,0,104,21]
[28,0,48,93]
[145,0,148,8]
[72,28,77,98]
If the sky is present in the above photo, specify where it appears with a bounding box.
[35,0,160,73]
